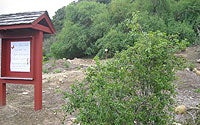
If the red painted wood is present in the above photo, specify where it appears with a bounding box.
[2,36,32,39]
[0,11,55,111]
[33,31,43,111]
[0,79,34,84]
[1,29,34,38]
[32,13,55,33]
[0,83,6,106]
[33,24,52,33]
[1,38,33,78]
[0,13,55,34]
[0,24,33,31]
[0,31,43,111]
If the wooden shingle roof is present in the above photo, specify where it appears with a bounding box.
[0,11,55,34]
[0,11,45,26]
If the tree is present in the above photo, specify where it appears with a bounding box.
[172,0,200,43]
[77,0,111,4]
[109,0,134,25]
[97,0,111,4]
[150,0,170,15]
[43,6,66,58]
[49,0,197,59]
[52,6,66,33]
[51,1,108,59]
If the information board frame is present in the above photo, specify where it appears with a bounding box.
[0,11,55,111]
[1,38,33,79]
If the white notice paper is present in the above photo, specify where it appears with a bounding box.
[10,41,30,72]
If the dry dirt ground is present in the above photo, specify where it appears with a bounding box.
[0,58,95,125]
[0,46,200,125]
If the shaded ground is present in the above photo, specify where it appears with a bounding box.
[0,47,200,125]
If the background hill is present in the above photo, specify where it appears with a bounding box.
[44,0,200,59]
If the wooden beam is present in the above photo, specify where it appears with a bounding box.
[33,31,43,111]
[0,24,33,30]
[32,12,55,34]
[0,83,6,106]
[33,24,52,34]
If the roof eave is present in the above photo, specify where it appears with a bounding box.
[0,24,33,31]
[0,11,55,34]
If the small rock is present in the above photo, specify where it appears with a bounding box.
[197,59,200,63]
[175,105,186,114]
[59,78,64,83]
[185,68,190,72]
[48,87,53,90]
[43,79,48,83]
[70,117,77,122]
[193,68,200,76]
[22,92,29,95]
[172,122,182,125]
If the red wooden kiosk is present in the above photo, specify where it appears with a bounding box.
[0,11,55,110]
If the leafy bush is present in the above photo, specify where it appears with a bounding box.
[137,11,167,33]
[166,20,196,44]
[171,0,200,44]
[173,0,200,24]
[63,28,187,124]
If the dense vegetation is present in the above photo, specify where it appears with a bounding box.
[43,0,200,124]
[63,14,188,124]
[44,0,200,59]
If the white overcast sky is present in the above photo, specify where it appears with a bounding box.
[0,0,75,18]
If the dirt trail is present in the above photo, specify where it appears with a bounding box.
[0,58,94,125]
[0,47,200,124]
[173,46,200,124]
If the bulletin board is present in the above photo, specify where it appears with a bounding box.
[1,38,33,79]
[10,41,30,72]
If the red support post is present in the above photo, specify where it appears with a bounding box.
[34,31,43,111]
[0,83,6,106]
[34,82,42,110]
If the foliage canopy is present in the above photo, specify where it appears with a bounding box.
[46,0,199,59]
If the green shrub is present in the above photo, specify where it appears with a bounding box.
[53,69,61,73]
[42,68,48,74]
[195,88,200,93]
[63,62,70,68]
[167,20,196,44]
[63,29,186,124]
